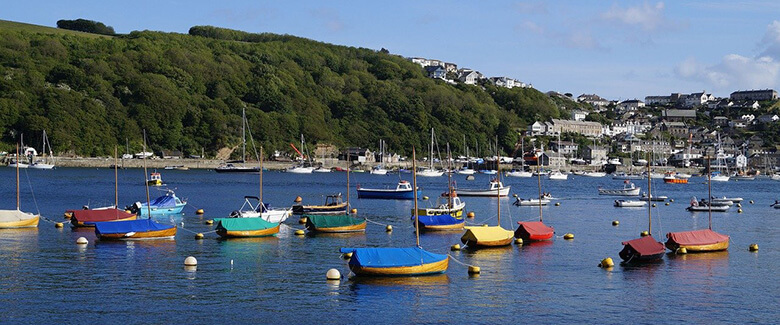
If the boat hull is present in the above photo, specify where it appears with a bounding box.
[216,224,280,238]
[598,187,641,196]
[414,214,465,231]
[686,205,729,212]
[665,229,730,252]
[292,203,348,215]
[461,226,514,247]
[306,222,366,233]
[305,215,366,233]
[349,258,449,277]
[665,239,729,252]
[357,188,420,200]
[98,226,177,240]
[456,186,511,197]
[664,178,688,184]
[0,215,40,228]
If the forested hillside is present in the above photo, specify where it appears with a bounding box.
[0,22,565,159]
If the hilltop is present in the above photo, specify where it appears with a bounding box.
[0,20,570,159]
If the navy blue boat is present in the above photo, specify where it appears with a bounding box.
[356,181,420,200]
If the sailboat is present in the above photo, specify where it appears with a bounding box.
[418,128,444,177]
[287,134,315,174]
[515,148,554,241]
[412,146,465,231]
[460,138,515,248]
[370,139,389,175]
[0,144,40,228]
[665,155,730,252]
[619,154,665,263]
[95,133,177,240]
[69,147,137,227]
[29,130,55,169]
[305,152,367,233]
[215,146,286,237]
[215,107,260,173]
[339,148,448,276]
[710,132,730,182]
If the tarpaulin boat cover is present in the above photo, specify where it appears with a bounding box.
[214,218,276,231]
[338,247,447,268]
[515,221,554,237]
[95,219,174,235]
[414,214,463,226]
[305,215,365,227]
[461,226,514,243]
[72,209,134,224]
[622,235,665,256]
[666,229,730,245]
[145,195,178,208]
[0,209,37,222]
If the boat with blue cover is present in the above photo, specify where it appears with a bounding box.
[128,190,186,217]
[356,180,420,200]
[95,218,176,240]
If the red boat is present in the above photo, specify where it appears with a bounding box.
[620,235,665,262]
[69,208,137,227]
[515,221,554,241]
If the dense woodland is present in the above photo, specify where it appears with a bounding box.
[0,23,569,159]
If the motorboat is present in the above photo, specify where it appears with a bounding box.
[614,200,647,207]
[612,172,643,180]
[641,193,668,202]
[227,196,292,223]
[505,169,532,177]
[357,180,420,200]
[598,181,640,196]
[582,171,606,177]
[513,198,550,206]
[548,170,568,180]
[456,179,510,197]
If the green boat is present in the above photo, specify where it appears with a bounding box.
[305,214,366,233]
[214,217,280,238]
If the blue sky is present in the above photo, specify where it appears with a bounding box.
[5,1,780,100]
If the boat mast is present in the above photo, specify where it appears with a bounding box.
[537,145,543,222]
[16,143,20,210]
[346,151,350,209]
[260,146,264,203]
[707,153,712,229]
[412,148,420,247]
[447,143,453,209]
[242,107,246,165]
[496,136,501,226]
[142,130,152,218]
[647,152,652,234]
[114,146,118,208]
[430,128,434,171]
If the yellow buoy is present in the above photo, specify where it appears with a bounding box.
[196,209,204,215]
[514,238,523,245]
[468,266,481,274]
[612,220,619,226]
[555,202,561,206]
[669,199,675,202]
[295,196,303,202]
[676,247,687,254]
[738,208,743,213]
[736,203,742,208]
[665,202,670,206]
[451,244,461,251]
[195,233,204,239]
[386,225,393,232]
[750,200,754,204]
[422,196,429,200]
[652,203,657,207]
[467,211,475,218]
[600,257,614,268]
[351,208,357,214]
[749,243,759,252]
[512,194,518,198]
[295,229,305,236]
[76,237,88,245]
[640,231,649,237]
[343,252,353,259]
[299,217,308,224]
[55,222,64,228]
[184,256,198,266]
[205,219,213,225]
[326,268,341,280]
[563,233,574,240]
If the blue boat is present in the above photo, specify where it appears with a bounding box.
[95,218,176,240]
[339,247,448,276]
[356,180,420,200]
[411,213,464,231]
[128,190,187,217]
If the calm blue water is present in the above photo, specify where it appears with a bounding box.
[1,168,778,323]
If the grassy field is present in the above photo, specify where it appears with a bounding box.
[0,20,113,38]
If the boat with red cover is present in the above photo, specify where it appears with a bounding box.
[665,229,730,252]
[515,221,554,241]
[620,235,665,262]
[69,208,137,227]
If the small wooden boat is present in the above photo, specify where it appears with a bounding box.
[357,180,420,200]
[95,219,176,240]
[305,214,366,233]
[515,221,554,241]
[614,200,647,207]
[665,229,729,252]
[146,172,163,186]
[598,180,640,196]
[620,235,665,262]
[339,247,448,276]
[292,194,348,215]
[456,179,510,197]
[214,217,280,238]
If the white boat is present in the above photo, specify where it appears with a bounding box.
[712,196,743,203]
[771,174,780,181]
[710,174,730,182]
[612,172,644,180]
[7,160,28,168]
[687,197,730,212]
[641,193,668,202]
[506,169,532,177]
[583,171,606,177]
[313,167,332,173]
[548,171,568,180]
[675,172,692,179]
[598,181,640,196]
[607,158,622,165]
[772,201,780,209]
[287,166,314,174]
[514,198,550,206]
[614,200,647,207]
[416,194,466,216]
[456,167,476,175]
[370,167,388,175]
[371,139,389,175]
[732,174,755,181]
[29,130,55,169]
[417,168,444,177]
[229,196,291,223]
[456,179,510,197]
[480,169,498,175]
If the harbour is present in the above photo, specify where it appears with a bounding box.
[1,167,777,323]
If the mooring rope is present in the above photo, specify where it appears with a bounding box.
[447,253,478,268]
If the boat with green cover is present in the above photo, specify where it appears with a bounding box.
[215,217,280,238]
[305,214,366,233]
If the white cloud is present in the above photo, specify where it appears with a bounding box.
[601,2,666,31]
[759,20,780,58]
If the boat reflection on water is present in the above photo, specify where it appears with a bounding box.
[305,231,366,239]
[348,273,450,287]
[667,250,729,262]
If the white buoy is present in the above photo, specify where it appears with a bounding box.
[326,268,341,280]
[76,237,88,245]
[184,256,197,266]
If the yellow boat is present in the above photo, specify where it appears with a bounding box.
[0,210,40,228]
[461,225,514,247]
[147,172,163,186]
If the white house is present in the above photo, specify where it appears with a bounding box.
[457,69,483,85]
[571,110,588,121]
[617,99,645,112]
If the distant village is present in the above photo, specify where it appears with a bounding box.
[409,56,780,173]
